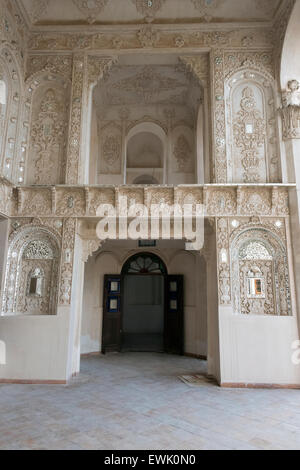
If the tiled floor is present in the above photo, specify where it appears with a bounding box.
[1,353,300,450]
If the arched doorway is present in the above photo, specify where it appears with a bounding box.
[102,252,184,355]
[122,253,167,352]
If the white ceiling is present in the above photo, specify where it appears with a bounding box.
[17,0,282,27]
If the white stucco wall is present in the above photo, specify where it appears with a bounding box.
[219,306,300,385]
[0,310,70,381]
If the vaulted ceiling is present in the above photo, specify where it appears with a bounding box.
[16,0,283,28]
[93,54,202,119]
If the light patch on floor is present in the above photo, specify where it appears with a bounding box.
[1,353,300,450]
[178,375,213,386]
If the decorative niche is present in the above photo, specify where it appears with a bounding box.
[2,229,61,316]
[127,131,164,184]
[231,230,292,316]
[225,71,280,184]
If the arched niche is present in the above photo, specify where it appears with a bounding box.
[230,227,291,316]
[2,226,61,316]
[25,75,71,185]
[0,46,23,183]
[125,122,167,184]
[225,70,281,184]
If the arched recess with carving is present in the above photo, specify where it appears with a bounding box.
[126,122,167,185]
[24,73,71,185]
[225,69,281,184]
[0,44,23,183]
[1,225,61,316]
[230,226,291,317]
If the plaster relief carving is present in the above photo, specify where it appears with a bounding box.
[66,55,84,185]
[226,71,279,183]
[72,0,109,24]
[112,66,185,104]
[207,189,237,215]
[28,88,68,185]
[173,135,192,173]
[99,123,122,175]
[137,25,160,48]
[282,80,300,106]
[233,87,266,183]
[22,189,52,216]
[27,0,49,23]
[133,0,166,21]
[238,188,272,215]
[2,225,60,316]
[191,0,225,22]
[26,55,73,81]
[56,189,85,216]
[82,239,102,262]
[59,218,76,305]
[89,188,116,216]
[212,50,227,183]
[231,226,291,316]
[217,217,231,305]
[281,80,300,140]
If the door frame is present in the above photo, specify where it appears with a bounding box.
[102,252,184,355]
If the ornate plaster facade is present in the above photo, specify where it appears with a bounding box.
[0,0,299,387]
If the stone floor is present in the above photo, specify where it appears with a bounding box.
[1,353,300,450]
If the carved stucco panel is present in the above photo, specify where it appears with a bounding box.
[226,70,280,184]
[24,73,71,186]
[238,188,272,215]
[117,187,144,213]
[211,49,227,183]
[230,225,291,316]
[21,189,52,216]
[59,218,76,306]
[216,217,231,305]
[66,55,85,185]
[89,188,116,216]
[0,179,12,216]
[26,55,73,82]
[206,188,237,216]
[144,187,174,208]
[28,27,274,52]
[99,122,122,175]
[56,189,86,217]
[2,224,61,315]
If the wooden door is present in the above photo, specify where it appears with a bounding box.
[164,275,184,355]
[102,275,122,353]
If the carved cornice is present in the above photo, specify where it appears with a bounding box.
[9,184,292,219]
[27,26,274,53]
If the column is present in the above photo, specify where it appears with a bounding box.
[281,80,300,319]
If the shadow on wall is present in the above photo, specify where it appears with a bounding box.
[0,340,6,365]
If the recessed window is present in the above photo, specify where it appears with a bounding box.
[247,269,265,299]
[28,269,44,297]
